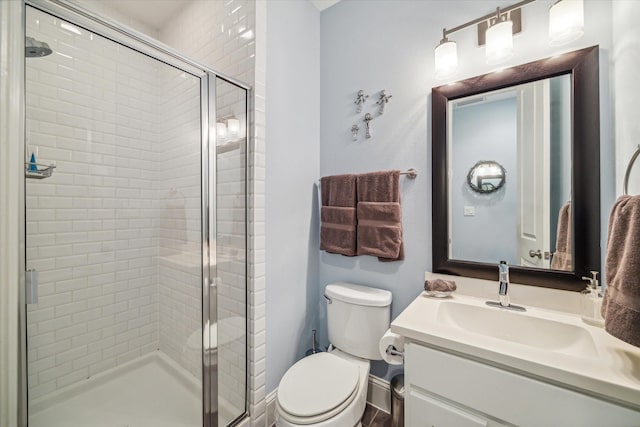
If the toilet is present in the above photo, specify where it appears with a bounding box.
[275,282,392,427]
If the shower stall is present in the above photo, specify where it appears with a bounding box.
[21,1,249,426]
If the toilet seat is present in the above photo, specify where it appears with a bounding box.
[277,352,360,425]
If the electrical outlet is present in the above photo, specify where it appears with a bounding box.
[463,206,475,216]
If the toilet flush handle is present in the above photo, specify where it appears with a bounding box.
[323,294,332,304]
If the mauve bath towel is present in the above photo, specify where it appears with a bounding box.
[601,195,640,348]
[320,174,357,256]
[356,170,404,261]
[551,202,572,271]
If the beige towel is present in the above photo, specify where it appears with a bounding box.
[356,170,404,261]
[320,174,357,256]
[551,202,572,271]
[601,195,640,348]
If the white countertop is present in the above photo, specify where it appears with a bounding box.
[391,291,640,410]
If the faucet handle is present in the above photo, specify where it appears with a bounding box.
[581,271,599,289]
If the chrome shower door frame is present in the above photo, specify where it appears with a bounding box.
[19,1,251,426]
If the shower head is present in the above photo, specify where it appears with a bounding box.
[26,37,52,58]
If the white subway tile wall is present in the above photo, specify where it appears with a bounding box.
[251,1,267,424]
[159,0,260,423]
[25,8,203,399]
[26,0,264,423]
[158,0,255,85]
[156,66,203,379]
[216,78,248,418]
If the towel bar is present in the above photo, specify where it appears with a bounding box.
[317,169,418,186]
[400,168,418,179]
[623,145,640,195]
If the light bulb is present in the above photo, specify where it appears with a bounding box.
[485,20,513,65]
[434,39,458,79]
[216,122,227,140]
[227,118,240,136]
[549,0,584,46]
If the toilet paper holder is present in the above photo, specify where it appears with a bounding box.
[386,345,404,359]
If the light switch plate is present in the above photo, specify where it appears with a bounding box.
[464,206,475,216]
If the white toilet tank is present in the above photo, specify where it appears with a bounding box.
[325,282,392,360]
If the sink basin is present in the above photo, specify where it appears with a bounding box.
[436,300,598,358]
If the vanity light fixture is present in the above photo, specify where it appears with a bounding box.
[217,117,240,141]
[549,0,584,46]
[435,29,458,79]
[216,122,227,140]
[485,8,514,65]
[227,118,240,136]
[434,0,585,79]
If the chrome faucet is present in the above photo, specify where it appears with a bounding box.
[486,261,526,312]
[498,260,510,307]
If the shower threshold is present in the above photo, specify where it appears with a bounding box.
[29,351,202,427]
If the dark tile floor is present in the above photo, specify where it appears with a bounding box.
[362,404,391,427]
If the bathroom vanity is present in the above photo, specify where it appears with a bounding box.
[392,287,640,426]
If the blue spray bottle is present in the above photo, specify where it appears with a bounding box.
[29,152,38,171]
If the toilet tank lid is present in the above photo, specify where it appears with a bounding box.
[325,283,392,307]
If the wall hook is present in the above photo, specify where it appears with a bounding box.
[363,113,373,139]
[351,124,360,141]
[355,90,368,113]
[376,90,392,115]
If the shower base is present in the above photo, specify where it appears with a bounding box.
[29,351,203,427]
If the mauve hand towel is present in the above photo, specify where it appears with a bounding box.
[551,202,572,271]
[601,195,640,348]
[357,170,400,203]
[356,202,402,259]
[321,174,357,207]
[320,174,357,256]
[356,170,404,261]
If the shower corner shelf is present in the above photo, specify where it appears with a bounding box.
[25,162,56,179]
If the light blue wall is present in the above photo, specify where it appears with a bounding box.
[317,0,613,381]
[613,1,640,197]
[550,75,572,252]
[265,0,321,394]
[319,0,433,381]
[450,98,518,265]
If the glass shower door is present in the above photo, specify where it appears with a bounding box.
[25,6,204,426]
[214,77,248,426]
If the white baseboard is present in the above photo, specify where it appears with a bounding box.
[367,375,391,413]
[265,389,277,427]
[264,374,391,426]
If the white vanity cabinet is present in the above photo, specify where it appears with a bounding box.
[405,342,640,427]
[407,387,506,427]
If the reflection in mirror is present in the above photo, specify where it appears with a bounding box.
[448,75,572,271]
[467,161,506,194]
[432,46,601,290]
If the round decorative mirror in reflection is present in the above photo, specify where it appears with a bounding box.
[467,160,506,193]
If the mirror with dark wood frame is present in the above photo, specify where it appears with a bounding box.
[467,161,506,194]
[432,46,601,291]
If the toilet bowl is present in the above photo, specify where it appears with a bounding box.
[185,316,246,366]
[276,349,369,427]
[275,283,392,427]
